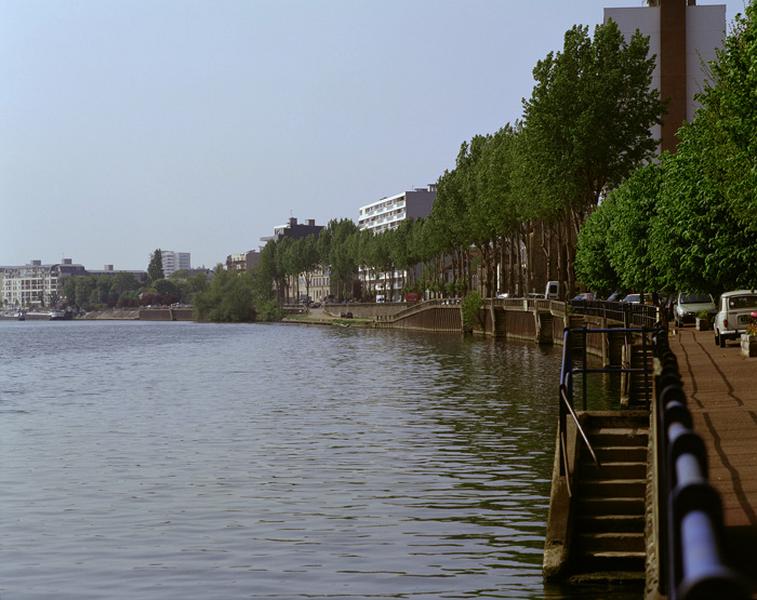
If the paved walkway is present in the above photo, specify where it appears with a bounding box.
[670,327,757,534]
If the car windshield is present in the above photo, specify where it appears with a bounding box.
[728,295,757,310]
[680,294,712,304]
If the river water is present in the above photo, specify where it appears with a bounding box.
[0,321,625,599]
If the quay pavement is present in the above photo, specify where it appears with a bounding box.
[670,327,757,586]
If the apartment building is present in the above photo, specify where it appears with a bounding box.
[297,265,331,303]
[1,259,86,308]
[260,217,323,243]
[357,185,436,301]
[226,250,260,271]
[160,251,191,277]
[358,185,436,235]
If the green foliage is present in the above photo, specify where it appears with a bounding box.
[605,163,664,291]
[153,279,180,302]
[645,4,757,294]
[522,21,662,213]
[63,273,142,310]
[193,266,256,322]
[147,249,164,283]
[575,202,619,296]
[576,4,757,296]
[461,292,483,331]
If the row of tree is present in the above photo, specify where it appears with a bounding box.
[63,257,210,312]
[576,4,757,296]
[250,19,664,302]
[195,4,756,321]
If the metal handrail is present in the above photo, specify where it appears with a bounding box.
[653,331,749,599]
[560,382,600,468]
[374,298,443,322]
[557,328,600,497]
[570,299,659,328]
[558,325,660,497]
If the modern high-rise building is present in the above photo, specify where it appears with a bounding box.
[160,251,191,277]
[358,185,436,235]
[605,0,726,152]
[357,185,436,301]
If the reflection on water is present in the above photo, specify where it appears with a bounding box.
[0,321,635,599]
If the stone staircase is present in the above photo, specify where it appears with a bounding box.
[569,411,649,583]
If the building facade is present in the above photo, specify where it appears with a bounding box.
[261,217,323,243]
[358,186,436,235]
[357,185,436,301]
[605,0,725,152]
[86,264,149,283]
[226,250,261,272]
[1,259,86,308]
[160,251,191,277]
[297,265,331,303]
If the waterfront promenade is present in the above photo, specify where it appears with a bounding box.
[670,327,757,582]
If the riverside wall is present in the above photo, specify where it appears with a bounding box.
[377,300,626,365]
[139,308,194,321]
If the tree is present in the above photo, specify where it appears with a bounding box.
[193,265,256,322]
[520,20,664,293]
[605,162,664,292]
[648,3,757,294]
[147,249,164,283]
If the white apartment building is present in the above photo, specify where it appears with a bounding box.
[160,251,191,277]
[297,265,331,302]
[1,259,86,308]
[357,185,436,301]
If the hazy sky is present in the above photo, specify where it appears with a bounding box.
[1,0,747,270]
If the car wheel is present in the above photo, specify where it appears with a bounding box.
[715,332,720,346]
[719,332,726,348]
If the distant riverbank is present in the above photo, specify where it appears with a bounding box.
[78,308,140,320]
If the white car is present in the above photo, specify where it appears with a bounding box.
[713,290,757,347]
[674,292,717,327]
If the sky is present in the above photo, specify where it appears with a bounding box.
[0,0,748,271]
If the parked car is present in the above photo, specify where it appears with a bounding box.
[572,292,595,302]
[674,292,717,327]
[606,291,625,302]
[713,290,757,347]
[621,293,641,304]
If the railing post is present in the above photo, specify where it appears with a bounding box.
[583,327,588,410]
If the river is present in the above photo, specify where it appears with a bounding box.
[0,320,627,599]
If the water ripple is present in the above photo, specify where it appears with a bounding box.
[0,321,620,599]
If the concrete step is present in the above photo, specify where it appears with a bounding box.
[578,532,645,553]
[580,479,646,498]
[577,496,645,516]
[581,411,649,429]
[573,550,646,573]
[580,461,647,479]
[577,514,645,534]
[594,445,647,463]
[567,570,646,585]
[589,428,648,447]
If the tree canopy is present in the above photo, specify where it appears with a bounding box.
[147,249,164,283]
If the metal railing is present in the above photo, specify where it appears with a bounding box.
[570,300,659,328]
[374,298,459,323]
[558,325,658,497]
[653,331,749,599]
